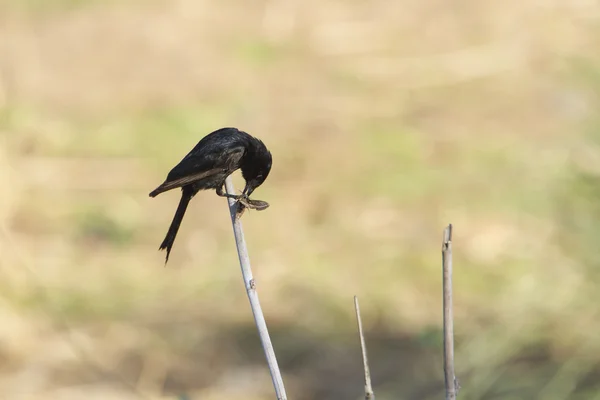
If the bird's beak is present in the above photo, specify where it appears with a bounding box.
[243,183,254,197]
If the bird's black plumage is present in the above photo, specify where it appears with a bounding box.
[149,127,272,263]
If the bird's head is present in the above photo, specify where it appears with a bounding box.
[242,140,272,197]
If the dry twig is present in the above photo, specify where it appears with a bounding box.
[224,176,287,400]
[442,224,458,399]
[354,296,375,400]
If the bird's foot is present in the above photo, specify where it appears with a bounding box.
[217,192,242,200]
[216,186,243,200]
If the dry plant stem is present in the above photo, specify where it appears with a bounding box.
[442,224,458,399]
[354,296,375,400]
[224,176,288,400]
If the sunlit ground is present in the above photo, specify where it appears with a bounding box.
[1,0,600,399]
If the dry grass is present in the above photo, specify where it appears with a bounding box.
[1,0,600,398]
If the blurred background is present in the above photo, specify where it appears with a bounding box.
[1,0,600,399]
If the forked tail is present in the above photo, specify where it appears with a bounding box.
[159,186,194,264]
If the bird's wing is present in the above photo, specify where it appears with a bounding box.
[149,139,247,197]
[165,144,246,182]
[150,168,224,195]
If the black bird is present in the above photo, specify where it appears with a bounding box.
[149,127,272,263]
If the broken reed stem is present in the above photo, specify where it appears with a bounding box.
[225,176,287,400]
[354,296,375,400]
[442,224,458,399]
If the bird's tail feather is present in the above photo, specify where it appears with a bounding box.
[159,187,193,264]
[149,184,167,198]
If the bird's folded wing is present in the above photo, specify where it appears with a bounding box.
[153,145,246,195]
[171,146,245,177]
[155,168,223,192]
